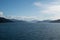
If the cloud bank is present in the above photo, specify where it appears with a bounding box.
[7,16,42,21]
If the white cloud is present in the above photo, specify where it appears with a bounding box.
[0,12,3,17]
[41,5,60,14]
[41,4,60,20]
[34,1,60,20]
[34,2,42,7]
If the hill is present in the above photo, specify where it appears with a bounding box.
[0,17,13,23]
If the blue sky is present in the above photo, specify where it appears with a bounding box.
[0,0,60,21]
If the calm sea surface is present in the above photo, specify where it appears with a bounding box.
[0,22,60,40]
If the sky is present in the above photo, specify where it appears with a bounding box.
[0,0,60,21]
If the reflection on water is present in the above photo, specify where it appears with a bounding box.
[0,22,60,40]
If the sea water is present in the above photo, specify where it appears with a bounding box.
[0,22,60,40]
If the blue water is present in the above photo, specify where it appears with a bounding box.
[0,22,60,40]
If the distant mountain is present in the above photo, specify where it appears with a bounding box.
[1,17,60,23]
[29,20,40,23]
[10,19,20,21]
[35,20,60,23]
[42,20,51,22]
[11,19,60,23]
[0,17,13,23]
[11,19,27,22]
[50,19,60,23]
